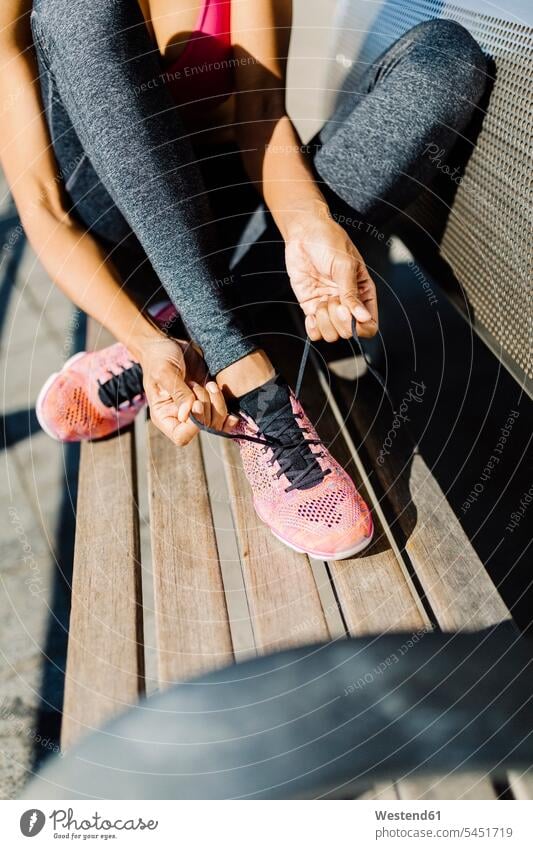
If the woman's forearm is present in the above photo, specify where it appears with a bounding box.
[239,112,329,240]
[24,204,162,359]
[263,115,329,238]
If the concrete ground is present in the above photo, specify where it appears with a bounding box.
[1,0,531,800]
[0,0,337,799]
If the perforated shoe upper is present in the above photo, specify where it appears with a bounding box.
[235,391,372,556]
[37,344,145,442]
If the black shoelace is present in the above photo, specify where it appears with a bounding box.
[191,318,390,493]
[97,362,144,409]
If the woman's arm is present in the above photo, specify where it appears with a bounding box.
[0,1,229,445]
[232,0,378,343]
[0,0,160,357]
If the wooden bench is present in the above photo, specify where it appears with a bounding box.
[59,309,531,800]
[59,0,532,799]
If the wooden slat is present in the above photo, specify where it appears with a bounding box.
[398,775,497,800]
[330,363,513,799]
[405,453,512,630]
[148,422,233,684]
[262,317,429,637]
[200,432,257,660]
[507,772,533,800]
[62,323,144,750]
[360,783,399,800]
[222,440,331,652]
[332,366,512,632]
[303,364,430,636]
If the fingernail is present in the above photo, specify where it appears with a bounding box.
[178,402,189,422]
[206,381,219,394]
[354,305,372,322]
[336,304,351,322]
[307,315,316,329]
[192,401,203,415]
[227,415,239,427]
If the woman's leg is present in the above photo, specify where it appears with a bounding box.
[313,19,489,225]
[31,0,256,376]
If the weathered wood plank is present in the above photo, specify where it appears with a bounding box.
[405,453,512,631]
[147,423,234,684]
[222,440,331,652]
[62,323,144,750]
[200,432,257,661]
[397,775,497,800]
[304,365,430,636]
[507,771,533,800]
[359,783,400,800]
[330,362,512,799]
[254,310,428,639]
[331,367,512,632]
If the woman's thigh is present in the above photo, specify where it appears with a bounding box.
[313,18,488,224]
[31,8,132,246]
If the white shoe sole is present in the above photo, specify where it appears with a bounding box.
[35,351,87,441]
[269,520,374,561]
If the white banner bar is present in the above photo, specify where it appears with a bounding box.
[2,799,532,848]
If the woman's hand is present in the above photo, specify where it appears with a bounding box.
[136,334,236,446]
[284,205,379,342]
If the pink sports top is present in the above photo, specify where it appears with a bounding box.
[165,0,233,107]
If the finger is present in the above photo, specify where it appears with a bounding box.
[155,363,196,414]
[172,419,200,446]
[223,414,240,434]
[327,297,352,339]
[305,313,321,342]
[190,382,211,426]
[157,403,199,446]
[177,395,194,423]
[316,302,339,343]
[151,402,193,446]
[355,316,378,339]
[357,266,379,326]
[340,287,373,324]
[332,255,374,326]
[206,381,229,430]
[145,380,200,447]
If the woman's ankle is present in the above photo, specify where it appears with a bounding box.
[216,350,275,399]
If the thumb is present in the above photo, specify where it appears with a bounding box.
[340,288,373,324]
[155,363,196,422]
[333,254,373,324]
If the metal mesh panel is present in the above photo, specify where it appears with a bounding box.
[329,1,533,391]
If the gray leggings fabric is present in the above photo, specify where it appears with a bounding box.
[30,1,487,374]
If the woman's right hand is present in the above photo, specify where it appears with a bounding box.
[136,334,236,447]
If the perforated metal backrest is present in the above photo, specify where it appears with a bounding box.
[329,1,532,392]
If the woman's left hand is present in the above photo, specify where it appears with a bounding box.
[285,206,379,342]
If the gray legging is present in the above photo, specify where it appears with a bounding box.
[31,0,488,375]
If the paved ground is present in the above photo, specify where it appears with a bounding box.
[0,178,73,797]
[0,0,339,798]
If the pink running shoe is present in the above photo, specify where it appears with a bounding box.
[36,344,145,442]
[228,376,373,560]
[36,302,181,442]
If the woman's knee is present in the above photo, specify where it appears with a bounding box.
[32,0,115,50]
[409,18,488,103]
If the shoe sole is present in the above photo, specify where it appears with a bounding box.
[35,351,88,441]
[268,517,374,561]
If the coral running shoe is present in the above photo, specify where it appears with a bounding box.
[35,302,180,442]
[36,345,145,442]
[231,376,373,560]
